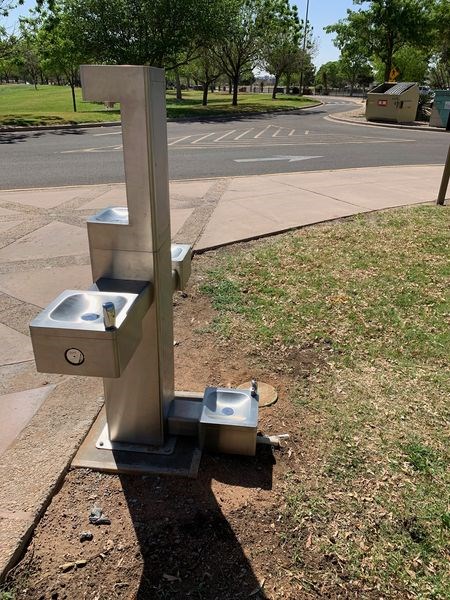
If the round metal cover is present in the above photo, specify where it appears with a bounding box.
[65,348,85,365]
[237,381,278,407]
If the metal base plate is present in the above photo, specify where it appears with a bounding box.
[72,407,202,478]
[96,424,176,455]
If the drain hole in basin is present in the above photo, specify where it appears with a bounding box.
[81,313,100,321]
[222,407,234,416]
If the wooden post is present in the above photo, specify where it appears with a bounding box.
[437,144,450,205]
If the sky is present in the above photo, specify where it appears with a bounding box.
[3,0,357,69]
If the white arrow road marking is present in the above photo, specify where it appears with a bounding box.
[61,144,123,153]
[234,155,323,163]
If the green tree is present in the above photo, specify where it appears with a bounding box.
[57,0,227,70]
[259,0,302,99]
[38,5,88,111]
[187,51,223,105]
[325,0,433,82]
[315,61,345,92]
[339,52,373,94]
[17,16,42,87]
[212,0,268,106]
[1,0,23,19]
[0,33,21,80]
[429,0,450,87]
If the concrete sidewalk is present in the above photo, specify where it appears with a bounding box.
[0,163,446,580]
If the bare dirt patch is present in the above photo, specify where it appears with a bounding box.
[5,252,323,600]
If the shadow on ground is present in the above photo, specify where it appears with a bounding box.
[0,128,89,144]
[120,445,274,599]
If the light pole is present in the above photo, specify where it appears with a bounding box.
[299,0,310,95]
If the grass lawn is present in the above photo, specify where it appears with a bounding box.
[201,205,450,598]
[0,84,316,126]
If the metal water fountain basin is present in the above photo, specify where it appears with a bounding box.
[30,283,151,378]
[199,387,259,456]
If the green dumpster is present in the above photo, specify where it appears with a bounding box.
[430,90,450,129]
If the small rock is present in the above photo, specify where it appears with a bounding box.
[89,506,111,526]
[80,531,93,542]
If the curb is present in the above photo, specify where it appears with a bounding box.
[0,102,323,133]
[329,112,447,133]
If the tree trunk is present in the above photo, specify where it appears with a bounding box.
[70,81,77,112]
[272,74,279,99]
[202,82,208,106]
[286,74,291,94]
[175,70,182,100]
[232,75,239,106]
[228,77,232,94]
[384,43,393,82]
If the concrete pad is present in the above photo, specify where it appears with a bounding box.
[265,166,441,210]
[0,385,56,456]
[0,264,92,308]
[171,208,195,237]
[222,177,293,202]
[170,179,215,201]
[78,185,126,210]
[0,324,34,366]
[313,183,431,209]
[79,180,215,213]
[197,187,364,249]
[0,377,103,580]
[0,220,22,234]
[0,510,35,582]
[0,206,22,217]
[0,187,87,209]
[0,221,88,262]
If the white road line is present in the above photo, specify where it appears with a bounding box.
[272,128,282,137]
[288,129,295,136]
[191,132,216,144]
[93,130,121,137]
[235,155,323,163]
[61,144,123,154]
[254,125,272,139]
[234,128,254,140]
[168,135,193,146]
[170,139,415,151]
[213,130,236,142]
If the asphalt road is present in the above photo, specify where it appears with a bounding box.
[0,100,448,189]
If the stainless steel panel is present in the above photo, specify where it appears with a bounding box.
[171,244,192,291]
[199,387,259,456]
[30,285,152,377]
[81,65,171,257]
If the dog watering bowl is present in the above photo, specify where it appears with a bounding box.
[199,387,258,456]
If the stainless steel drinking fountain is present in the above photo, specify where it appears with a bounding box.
[29,65,262,477]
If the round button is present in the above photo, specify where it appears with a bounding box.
[65,348,85,365]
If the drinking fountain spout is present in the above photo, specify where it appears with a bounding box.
[102,301,116,331]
